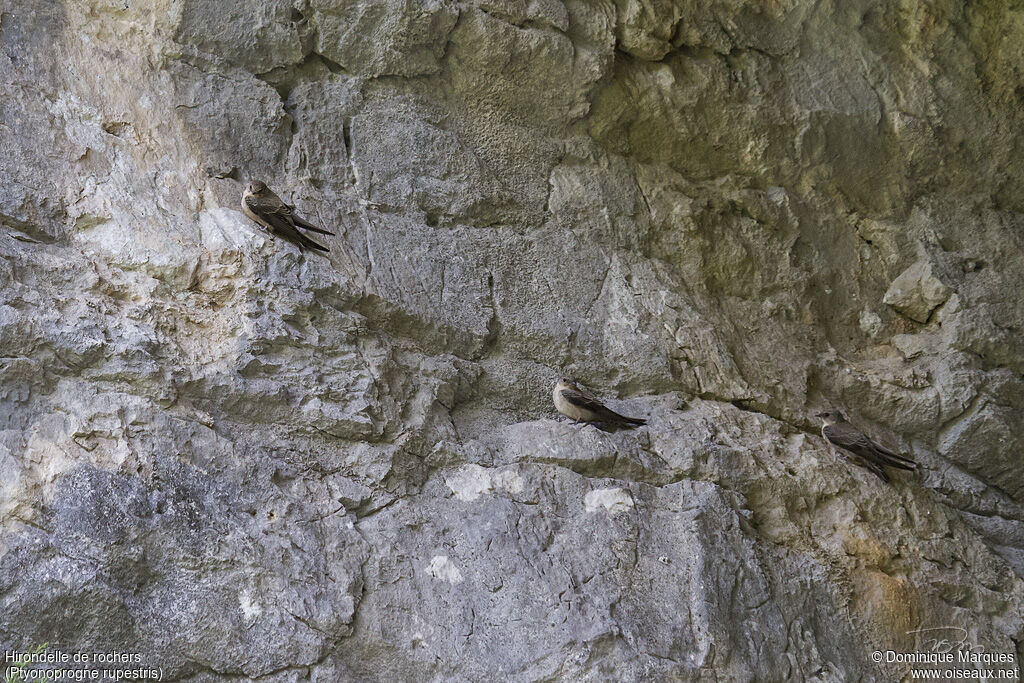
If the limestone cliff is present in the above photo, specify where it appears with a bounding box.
[1,0,1022,680]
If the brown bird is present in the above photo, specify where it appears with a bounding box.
[816,411,916,482]
[553,377,647,430]
[241,180,334,253]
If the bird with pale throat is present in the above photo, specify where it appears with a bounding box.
[816,411,916,483]
[241,180,334,254]
[553,377,647,431]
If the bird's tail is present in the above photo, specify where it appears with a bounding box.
[608,412,646,429]
[865,461,891,482]
[294,215,336,235]
[871,444,916,471]
[300,234,331,253]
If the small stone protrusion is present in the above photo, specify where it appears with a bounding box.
[882,260,953,323]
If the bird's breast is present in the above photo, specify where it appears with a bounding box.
[241,202,272,231]
[553,389,590,420]
[552,387,569,413]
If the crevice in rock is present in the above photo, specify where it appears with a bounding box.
[341,118,352,160]
[693,390,813,438]
[255,51,349,103]
[352,494,402,521]
[515,454,681,488]
[1,212,56,244]
[437,6,461,66]
[473,5,569,38]
[936,389,985,443]
[315,51,345,75]
[473,272,502,361]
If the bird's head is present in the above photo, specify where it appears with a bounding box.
[556,376,578,389]
[815,411,844,425]
[247,180,267,195]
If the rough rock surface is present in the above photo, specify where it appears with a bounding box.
[1,0,1023,680]
[883,259,953,324]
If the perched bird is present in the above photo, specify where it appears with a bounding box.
[816,411,916,482]
[241,180,334,253]
[553,377,647,430]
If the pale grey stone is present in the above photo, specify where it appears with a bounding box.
[308,0,459,77]
[883,259,953,323]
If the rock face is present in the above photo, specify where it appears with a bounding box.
[1,0,1023,680]
[883,259,953,324]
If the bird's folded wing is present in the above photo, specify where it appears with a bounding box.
[823,423,875,452]
[245,195,324,248]
[561,389,625,421]
[245,194,291,224]
[824,423,914,469]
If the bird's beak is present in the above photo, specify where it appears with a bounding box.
[814,412,827,418]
